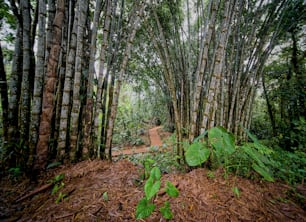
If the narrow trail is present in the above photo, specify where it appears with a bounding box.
[148,126,163,146]
[112,126,163,157]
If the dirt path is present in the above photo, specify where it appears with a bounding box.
[148,126,163,146]
[112,126,163,157]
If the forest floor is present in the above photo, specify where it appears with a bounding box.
[1,127,306,221]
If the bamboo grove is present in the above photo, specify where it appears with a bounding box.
[0,0,302,172]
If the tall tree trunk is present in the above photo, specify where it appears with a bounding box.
[0,43,9,142]
[7,25,22,167]
[35,0,65,170]
[45,0,56,63]
[20,0,31,149]
[201,0,233,132]
[262,74,276,136]
[189,0,220,142]
[57,1,78,160]
[28,0,47,168]
[82,0,103,158]
[93,0,112,156]
[69,0,88,161]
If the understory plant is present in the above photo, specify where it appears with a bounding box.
[136,165,179,220]
[185,126,275,182]
[49,173,67,203]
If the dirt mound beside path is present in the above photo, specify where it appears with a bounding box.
[1,159,305,221]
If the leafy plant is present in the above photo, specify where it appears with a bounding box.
[185,142,210,167]
[136,166,179,220]
[103,191,109,201]
[49,173,67,203]
[185,126,275,182]
[207,171,215,179]
[129,151,183,174]
[232,186,240,198]
[8,167,22,180]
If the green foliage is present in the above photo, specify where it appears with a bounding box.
[129,150,183,174]
[136,164,179,220]
[136,198,155,219]
[185,142,210,167]
[102,192,109,201]
[143,158,155,179]
[165,181,179,198]
[8,167,22,180]
[207,171,215,179]
[49,173,67,204]
[51,182,65,195]
[160,201,173,219]
[232,187,240,198]
[185,127,275,182]
[1,139,29,173]
[49,173,65,184]
[114,84,163,146]
[55,192,67,204]
[46,161,62,169]
[270,149,306,185]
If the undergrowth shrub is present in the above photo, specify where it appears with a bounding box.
[185,126,275,182]
[185,126,306,185]
[135,165,179,220]
[270,149,306,185]
[129,150,183,174]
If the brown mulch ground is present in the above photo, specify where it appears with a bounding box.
[1,159,305,222]
[1,127,305,221]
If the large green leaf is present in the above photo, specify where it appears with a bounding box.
[185,142,210,166]
[136,198,156,219]
[160,201,173,220]
[165,181,179,197]
[252,163,274,182]
[145,177,161,200]
[208,127,235,155]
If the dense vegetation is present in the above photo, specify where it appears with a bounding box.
[0,0,305,189]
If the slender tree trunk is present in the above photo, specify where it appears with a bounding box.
[57,1,78,160]
[70,0,88,161]
[0,43,9,142]
[7,25,22,167]
[82,0,103,158]
[20,0,31,148]
[28,0,47,168]
[93,0,112,155]
[45,0,56,63]
[35,0,65,170]
[262,74,276,136]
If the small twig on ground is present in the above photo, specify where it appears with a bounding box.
[15,183,53,203]
[54,213,75,220]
